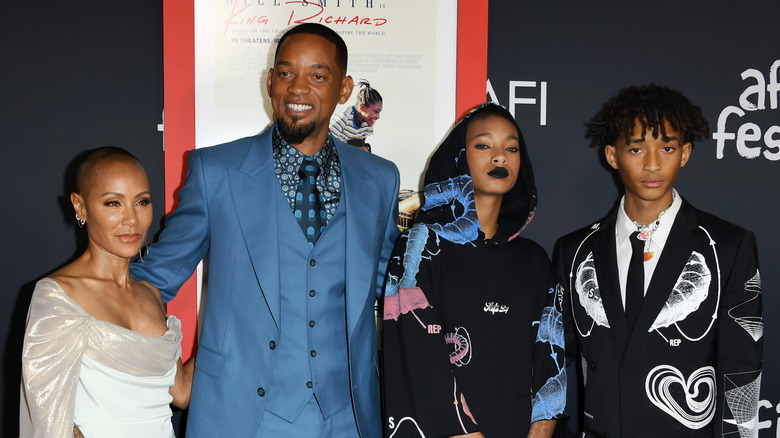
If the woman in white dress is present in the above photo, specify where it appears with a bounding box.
[19,147,194,438]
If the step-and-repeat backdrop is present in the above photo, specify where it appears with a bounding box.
[163,1,777,435]
[486,2,779,436]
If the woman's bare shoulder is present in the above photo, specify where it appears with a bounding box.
[47,264,89,299]
[135,279,165,314]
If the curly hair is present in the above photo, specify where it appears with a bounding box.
[586,84,710,148]
[355,80,382,107]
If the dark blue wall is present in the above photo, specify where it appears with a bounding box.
[0,2,164,435]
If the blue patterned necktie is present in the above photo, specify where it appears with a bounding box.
[295,158,324,248]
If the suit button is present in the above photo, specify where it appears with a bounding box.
[590,362,596,370]
[257,387,265,397]
[309,320,316,327]
[306,381,313,388]
[269,340,276,350]
[309,290,316,297]
[310,350,317,357]
[310,259,316,266]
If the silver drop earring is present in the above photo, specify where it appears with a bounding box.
[75,213,85,228]
[138,240,150,262]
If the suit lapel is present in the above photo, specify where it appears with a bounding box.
[634,200,700,336]
[339,145,378,336]
[228,130,282,330]
[591,211,631,351]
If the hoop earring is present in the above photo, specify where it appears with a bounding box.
[75,213,85,228]
[138,240,149,263]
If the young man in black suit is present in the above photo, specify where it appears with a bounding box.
[555,84,763,437]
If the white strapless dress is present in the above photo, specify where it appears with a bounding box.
[74,355,177,437]
[20,278,182,438]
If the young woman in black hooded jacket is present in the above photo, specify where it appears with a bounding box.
[382,103,566,438]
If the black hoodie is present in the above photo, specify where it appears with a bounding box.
[381,103,566,437]
[415,102,538,246]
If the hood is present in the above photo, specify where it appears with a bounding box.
[415,102,537,246]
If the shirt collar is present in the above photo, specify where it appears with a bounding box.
[272,124,337,165]
[616,189,682,246]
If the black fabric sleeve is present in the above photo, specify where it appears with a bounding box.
[382,231,479,437]
[530,260,568,422]
[714,230,763,436]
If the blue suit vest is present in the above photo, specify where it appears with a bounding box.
[264,189,351,422]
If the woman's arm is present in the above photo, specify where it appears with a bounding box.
[21,279,91,438]
[169,356,196,409]
[529,262,568,427]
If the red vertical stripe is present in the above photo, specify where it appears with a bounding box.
[163,0,197,361]
[456,0,489,119]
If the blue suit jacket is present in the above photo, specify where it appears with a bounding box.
[130,126,400,437]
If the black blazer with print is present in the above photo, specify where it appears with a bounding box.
[554,199,762,437]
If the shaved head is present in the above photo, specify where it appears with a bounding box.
[75,147,146,196]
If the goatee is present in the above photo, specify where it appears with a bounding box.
[278,117,316,145]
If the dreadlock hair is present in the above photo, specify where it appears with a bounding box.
[586,84,710,149]
[355,80,382,107]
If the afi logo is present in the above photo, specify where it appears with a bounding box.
[712,59,780,161]
[487,79,548,126]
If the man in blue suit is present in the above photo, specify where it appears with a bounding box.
[130,23,400,437]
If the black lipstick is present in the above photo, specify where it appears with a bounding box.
[487,167,509,178]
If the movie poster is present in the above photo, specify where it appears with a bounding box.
[194,0,457,202]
